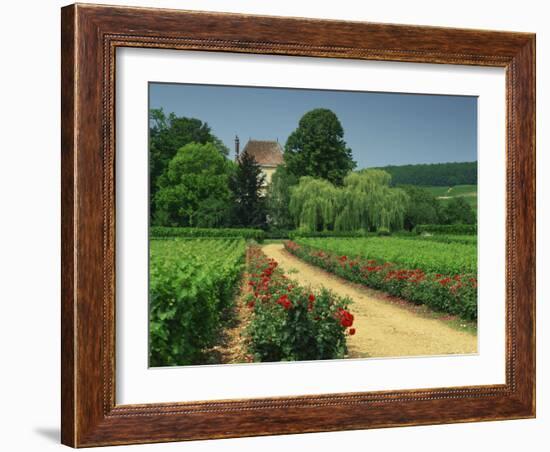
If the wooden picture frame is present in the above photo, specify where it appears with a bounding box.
[61,3,535,447]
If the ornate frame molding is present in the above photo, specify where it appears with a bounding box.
[61,4,535,447]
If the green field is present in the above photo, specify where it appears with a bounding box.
[422,184,478,209]
[295,236,476,275]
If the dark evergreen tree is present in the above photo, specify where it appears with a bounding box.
[284,108,356,186]
[230,152,267,228]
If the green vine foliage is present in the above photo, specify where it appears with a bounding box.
[149,238,246,367]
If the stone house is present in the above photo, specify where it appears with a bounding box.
[234,136,284,188]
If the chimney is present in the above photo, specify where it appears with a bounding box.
[235,135,240,161]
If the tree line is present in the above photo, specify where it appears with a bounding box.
[375,161,477,187]
[149,107,476,234]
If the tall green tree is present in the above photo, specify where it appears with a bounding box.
[153,142,234,227]
[149,108,229,219]
[266,165,298,230]
[284,108,356,186]
[229,151,267,229]
[401,185,442,231]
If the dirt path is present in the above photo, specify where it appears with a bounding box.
[205,279,251,365]
[262,244,477,358]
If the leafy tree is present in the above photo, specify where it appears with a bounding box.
[334,170,408,232]
[229,151,267,229]
[441,197,476,225]
[149,108,229,219]
[153,142,234,227]
[192,197,234,229]
[289,170,408,232]
[401,185,442,231]
[284,108,356,186]
[266,165,298,230]
[289,177,339,232]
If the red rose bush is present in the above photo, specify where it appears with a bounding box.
[245,246,355,362]
[285,240,477,321]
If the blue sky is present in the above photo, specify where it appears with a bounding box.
[149,83,477,169]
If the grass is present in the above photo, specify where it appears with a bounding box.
[421,184,477,209]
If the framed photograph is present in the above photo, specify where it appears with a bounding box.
[61,3,536,447]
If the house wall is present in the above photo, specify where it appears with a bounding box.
[261,166,277,185]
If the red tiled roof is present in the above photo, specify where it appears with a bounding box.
[241,140,284,167]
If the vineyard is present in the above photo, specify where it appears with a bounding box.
[293,237,476,275]
[149,226,479,366]
[149,237,357,366]
[286,237,477,321]
[149,238,246,366]
[146,98,480,364]
[402,234,477,246]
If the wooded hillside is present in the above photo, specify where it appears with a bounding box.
[374,161,477,186]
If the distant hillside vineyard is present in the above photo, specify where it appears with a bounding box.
[374,161,477,187]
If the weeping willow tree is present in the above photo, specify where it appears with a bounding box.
[334,170,408,232]
[289,177,338,232]
[289,170,409,232]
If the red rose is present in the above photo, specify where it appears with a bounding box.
[349,328,356,336]
[308,294,315,302]
[277,294,293,310]
[341,315,353,327]
[336,308,354,327]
